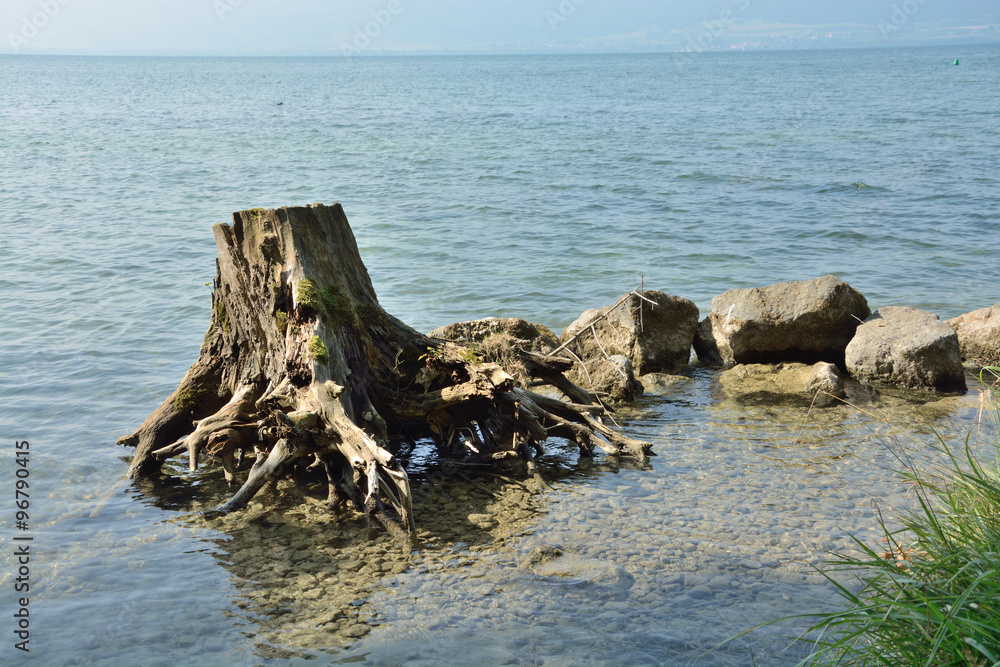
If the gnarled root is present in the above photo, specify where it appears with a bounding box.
[119,203,651,537]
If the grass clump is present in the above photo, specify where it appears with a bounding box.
[475,332,529,385]
[308,335,329,364]
[795,367,1000,665]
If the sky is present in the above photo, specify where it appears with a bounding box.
[2,0,998,55]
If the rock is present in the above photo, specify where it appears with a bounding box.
[639,372,690,395]
[719,362,846,400]
[343,623,369,639]
[428,317,558,353]
[569,354,643,403]
[845,306,966,392]
[947,304,1000,371]
[560,290,699,375]
[709,574,736,589]
[520,546,563,569]
[524,550,633,590]
[467,513,496,529]
[686,585,714,601]
[693,275,870,367]
[805,362,846,397]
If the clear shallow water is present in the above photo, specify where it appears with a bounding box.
[1,45,999,665]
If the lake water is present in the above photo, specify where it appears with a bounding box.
[1,45,998,665]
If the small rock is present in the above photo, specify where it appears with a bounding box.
[684,574,709,587]
[467,513,496,529]
[805,361,845,398]
[687,585,714,600]
[342,623,368,639]
[520,546,563,569]
[639,372,690,394]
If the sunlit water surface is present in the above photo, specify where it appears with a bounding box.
[2,45,999,665]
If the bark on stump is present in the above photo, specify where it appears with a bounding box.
[117,204,651,536]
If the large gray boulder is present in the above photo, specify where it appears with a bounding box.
[428,317,559,353]
[560,290,699,375]
[946,304,1000,371]
[693,275,870,367]
[845,307,966,392]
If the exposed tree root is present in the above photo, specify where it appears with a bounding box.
[118,203,652,536]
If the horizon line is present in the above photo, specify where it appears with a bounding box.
[2,39,997,58]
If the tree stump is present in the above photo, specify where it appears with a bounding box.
[117,204,651,535]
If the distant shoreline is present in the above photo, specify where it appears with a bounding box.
[3,40,999,58]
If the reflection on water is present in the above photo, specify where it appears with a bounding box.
[101,369,992,665]
[177,454,590,660]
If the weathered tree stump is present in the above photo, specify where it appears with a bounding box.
[117,204,651,535]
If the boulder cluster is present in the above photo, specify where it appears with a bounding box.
[430,275,997,403]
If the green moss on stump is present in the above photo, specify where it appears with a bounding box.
[174,385,208,414]
[296,279,321,311]
[308,335,329,364]
[215,300,230,335]
[355,302,386,325]
[296,278,355,324]
[319,284,353,321]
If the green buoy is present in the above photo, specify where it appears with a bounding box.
[953,58,960,65]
